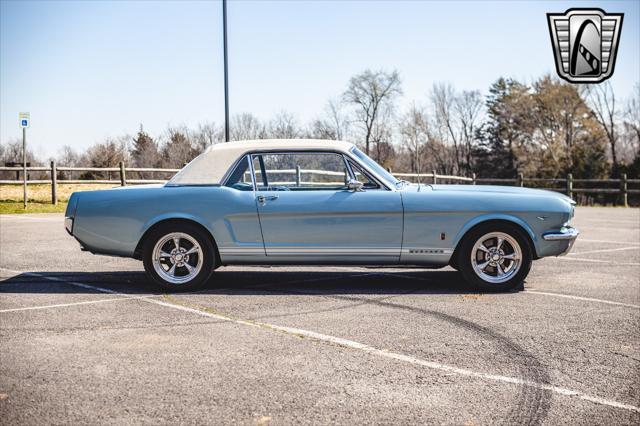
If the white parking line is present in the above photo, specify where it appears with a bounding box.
[579,219,640,225]
[553,257,640,266]
[381,271,640,309]
[0,269,160,312]
[579,226,640,233]
[0,296,157,313]
[568,246,640,256]
[579,239,640,246]
[0,215,61,222]
[3,268,638,414]
[524,290,640,309]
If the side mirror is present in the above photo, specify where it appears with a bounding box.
[347,179,365,192]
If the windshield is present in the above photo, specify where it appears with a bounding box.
[350,147,398,187]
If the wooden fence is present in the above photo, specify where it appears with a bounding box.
[393,170,639,207]
[1,162,638,207]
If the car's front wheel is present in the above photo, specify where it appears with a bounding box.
[457,223,532,292]
[142,223,215,291]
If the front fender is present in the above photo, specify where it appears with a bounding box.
[452,213,539,257]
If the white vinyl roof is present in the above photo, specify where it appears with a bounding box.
[167,139,355,186]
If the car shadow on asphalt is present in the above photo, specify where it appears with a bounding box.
[0,269,518,295]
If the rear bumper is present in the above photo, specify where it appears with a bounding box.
[64,217,73,235]
[543,226,579,255]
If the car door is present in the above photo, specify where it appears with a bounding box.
[251,151,403,263]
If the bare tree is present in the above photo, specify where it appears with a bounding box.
[194,122,223,152]
[0,138,40,165]
[266,111,301,139]
[343,69,402,155]
[622,83,640,159]
[82,139,127,179]
[370,106,395,166]
[57,145,82,166]
[230,113,265,141]
[431,83,464,174]
[55,145,82,180]
[0,139,42,180]
[310,99,350,140]
[586,81,620,174]
[399,103,429,174]
[455,90,483,173]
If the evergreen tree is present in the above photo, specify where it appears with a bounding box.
[131,125,159,168]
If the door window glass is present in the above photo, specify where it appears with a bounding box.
[252,153,349,191]
[223,156,253,191]
[350,147,397,187]
[348,160,381,189]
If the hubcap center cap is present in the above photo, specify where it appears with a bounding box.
[491,254,501,261]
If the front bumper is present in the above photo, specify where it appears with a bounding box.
[543,226,579,255]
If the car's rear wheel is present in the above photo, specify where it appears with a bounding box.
[142,223,215,291]
[457,223,532,292]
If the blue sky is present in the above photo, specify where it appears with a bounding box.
[1,0,638,159]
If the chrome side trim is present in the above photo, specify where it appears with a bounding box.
[221,247,452,255]
[219,247,400,256]
[218,247,265,254]
[402,248,453,256]
[266,246,400,256]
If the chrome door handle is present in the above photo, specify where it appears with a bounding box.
[257,195,279,203]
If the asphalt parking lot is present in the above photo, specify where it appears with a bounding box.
[1,207,638,425]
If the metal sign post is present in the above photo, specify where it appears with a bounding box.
[223,0,230,142]
[19,112,30,208]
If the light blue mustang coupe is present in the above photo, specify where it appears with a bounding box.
[65,139,578,292]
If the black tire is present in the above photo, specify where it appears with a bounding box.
[449,257,459,271]
[456,222,532,292]
[142,222,216,292]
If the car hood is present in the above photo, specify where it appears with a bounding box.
[404,184,575,203]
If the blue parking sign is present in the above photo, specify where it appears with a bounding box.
[19,112,30,128]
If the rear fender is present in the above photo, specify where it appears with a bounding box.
[134,213,217,259]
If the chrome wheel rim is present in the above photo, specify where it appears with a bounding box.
[152,232,203,285]
[471,232,522,284]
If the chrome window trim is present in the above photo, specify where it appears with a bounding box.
[345,152,392,190]
[348,147,397,189]
[242,150,392,191]
[344,157,383,190]
[221,155,256,192]
[250,151,347,191]
[220,148,394,191]
[342,154,354,181]
[247,154,258,192]
[220,154,250,188]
